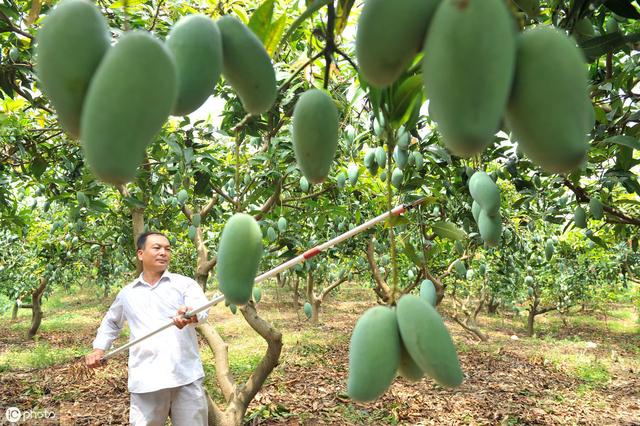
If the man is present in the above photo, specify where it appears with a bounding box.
[86,231,210,425]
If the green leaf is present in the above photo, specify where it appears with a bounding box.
[587,233,608,249]
[432,221,465,241]
[265,15,287,56]
[603,0,640,19]
[248,0,275,43]
[580,32,640,61]
[335,0,356,35]
[389,74,423,127]
[602,135,640,151]
[402,241,423,266]
[31,157,47,178]
[282,0,331,44]
[123,196,145,209]
[109,0,146,8]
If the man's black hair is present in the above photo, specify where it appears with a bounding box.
[136,231,168,251]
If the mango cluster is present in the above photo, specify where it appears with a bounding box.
[356,0,591,173]
[36,0,276,185]
[469,171,502,246]
[347,294,462,402]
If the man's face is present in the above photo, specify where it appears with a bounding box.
[137,234,171,272]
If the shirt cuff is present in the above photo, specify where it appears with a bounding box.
[92,337,112,351]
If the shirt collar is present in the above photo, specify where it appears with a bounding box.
[134,269,171,288]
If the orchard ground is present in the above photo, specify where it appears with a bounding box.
[0,282,638,425]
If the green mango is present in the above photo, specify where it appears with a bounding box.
[218,16,276,114]
[192,213,201,227]
[36,0,110,138]
[267,226,277,242]
[380,170,387,182]
[574,18,595,40]
[177,189,188,204]
[419,279,437,307]
[422,0,516,157]
[81,31,177,185]
[574,205,587,228]
[454,240,464,256]
[471,200,482,223]
[336,172,346,189]
[356,0,441,87]
[303,302,312,319]
[396,295,463,387]
[505,27,590,173]
[469,171,500,216]
[466,269,475,281]
[229,304,237,314]
[477,210,502,247]
[394,146,409,170]
[292,89,339,183]
[545,239,554,261]
[364,148,376,168]
[188,225,197,241]
[413,151,424,170]
[605,16,619,34]
[527,286,534,297]
[398,343,424,381]
[217,213,263,305]
[396,127,410,149]
[347,163,359,185]
[375,146,386,168]
[253,287,262,303]
[300,176,310,193]
[277,217,287,232]
[347,306,401,401]
[479,264,486,275]
[166,14,222,116]
[453,260,467,278]
[524,275,534,286]
[391,167,403,189]
[589,198,603,220]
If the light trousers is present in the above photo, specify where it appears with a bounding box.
[129,378,208,426]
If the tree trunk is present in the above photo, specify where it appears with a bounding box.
[292,275,300,308]
[28,277,47,339]
[11,301,18,321]
[305,271,321,324]
[198,302,283,426]
[486,294,499,314]
[527,308,536,337]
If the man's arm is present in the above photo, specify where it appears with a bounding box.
[183,278,210,324]
[86,292,126,367]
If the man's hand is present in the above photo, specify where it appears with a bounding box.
[86,349,106,368]
[173,305,198,329]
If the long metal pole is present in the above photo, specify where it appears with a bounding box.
[102,198,424,361]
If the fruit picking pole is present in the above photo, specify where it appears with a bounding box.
[101,198,425,361]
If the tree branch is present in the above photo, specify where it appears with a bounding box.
[147,0,165,31]
[323,2,336,90]
[365,237,392,302]
[563,178,640,226]
[254,178,283,221]
[200,194,218,219]
[320,276,347,300]
[237,302,283,408]
[196,323,235,402]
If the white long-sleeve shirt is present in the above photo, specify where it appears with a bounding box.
[92,270,210,393]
